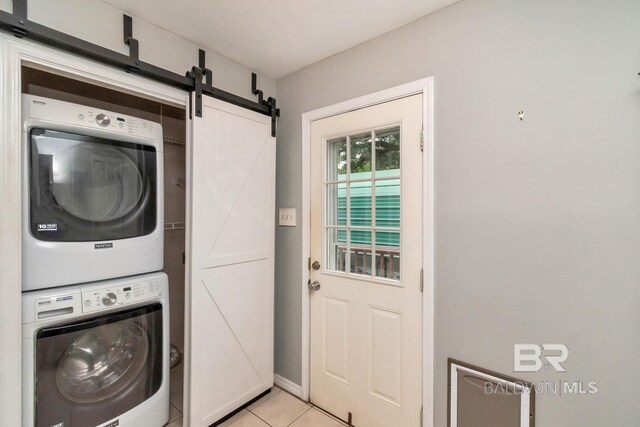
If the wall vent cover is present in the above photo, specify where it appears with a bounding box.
[448,358,535,427]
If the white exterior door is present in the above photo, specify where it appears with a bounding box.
[310,94,423,427]
[188,96,275,426]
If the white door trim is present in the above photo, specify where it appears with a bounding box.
[301,77,435,427]
[0,34,189,427]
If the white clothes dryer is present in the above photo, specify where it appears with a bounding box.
[22,95,164,291]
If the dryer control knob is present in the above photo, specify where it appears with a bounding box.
[102,292,117,306]
[95,113,111,127]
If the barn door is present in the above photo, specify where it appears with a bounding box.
[187,96,275,426]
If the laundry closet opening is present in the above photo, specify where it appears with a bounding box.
[22,65,188,421]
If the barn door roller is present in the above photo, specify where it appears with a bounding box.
[1,0,280,136]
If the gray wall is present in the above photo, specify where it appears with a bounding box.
[275,0,640,425]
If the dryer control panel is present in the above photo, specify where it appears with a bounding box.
[81,277,163,313]
[24,95,162,142]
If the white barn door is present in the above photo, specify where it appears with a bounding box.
[188,96,275,426]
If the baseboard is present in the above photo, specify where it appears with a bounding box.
[274,374,304,400]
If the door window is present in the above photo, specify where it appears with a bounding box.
[325,126,401,281]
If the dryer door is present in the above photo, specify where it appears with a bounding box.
[33,304,163,427]
[29,129,158,242]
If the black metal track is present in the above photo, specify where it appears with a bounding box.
[0,6,279,124]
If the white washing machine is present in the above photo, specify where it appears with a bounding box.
[22,95,164,291]
[22,272,170,427]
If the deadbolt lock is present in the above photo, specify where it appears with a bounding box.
[311,260,320,270]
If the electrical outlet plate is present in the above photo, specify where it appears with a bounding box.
[279,208,296,226]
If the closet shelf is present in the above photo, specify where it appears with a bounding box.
[164,136,185,146]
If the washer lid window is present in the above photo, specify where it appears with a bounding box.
[50,142,144,222]
[29,129,158,242]
[56,320,149,403]
[34,303,164,427]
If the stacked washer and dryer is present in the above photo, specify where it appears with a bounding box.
[21,95,170,427]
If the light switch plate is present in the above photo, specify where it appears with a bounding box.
[279,208,296,227]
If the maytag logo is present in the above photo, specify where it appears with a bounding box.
[37,223,57,231]
[94,242,114,249]
[104,420,119,427]
[37,300,52,306]
[33,100,46,105]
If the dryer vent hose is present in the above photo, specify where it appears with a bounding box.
[170,344,182,369]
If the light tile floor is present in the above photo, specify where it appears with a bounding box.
[164,367,345,427]
[165,364,184,427]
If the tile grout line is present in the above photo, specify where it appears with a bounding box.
[220,387,316,427]
[285,406,313,427]
[245,407,275,426]
[245,389,279,420]
[245,390,312,427]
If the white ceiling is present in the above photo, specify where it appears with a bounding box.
[103,0,459,79]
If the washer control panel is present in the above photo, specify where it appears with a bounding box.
[81,277,162,313]
[95,113,111,127]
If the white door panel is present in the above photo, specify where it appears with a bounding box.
[189,97,275,426]
[310,94,423,427]
[322,295,350,383]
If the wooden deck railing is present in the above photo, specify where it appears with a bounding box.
[335,244,400,280]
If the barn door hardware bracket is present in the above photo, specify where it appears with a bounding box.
[252,73,280,137]
[187,49,214,118]
[10,0,27,37]
[187,65,204,118]
[252,72,264,104]
[268,96,279,137]
[1,0,279,134]
[199,49,213,88]
[122,15,140,71]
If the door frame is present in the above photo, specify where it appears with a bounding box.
[0,34,189,427]
[300,77,435,427]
